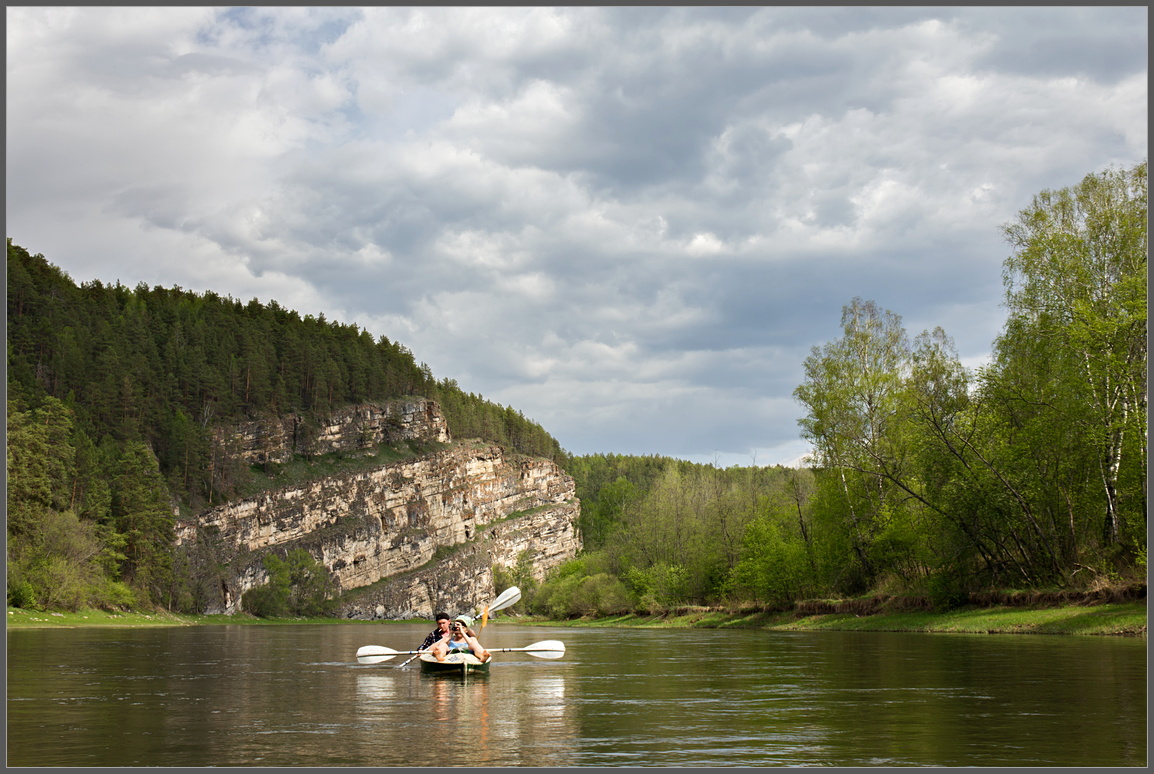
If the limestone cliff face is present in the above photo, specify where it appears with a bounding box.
[331,497,580,621]
[213,398,451,465]
[179,400,580,617]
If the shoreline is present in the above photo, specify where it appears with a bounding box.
[7,600,1146,636]
[506,601,1147,637]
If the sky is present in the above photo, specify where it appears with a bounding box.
[5,7,1147,467]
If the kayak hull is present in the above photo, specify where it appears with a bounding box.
[419,652,491,675]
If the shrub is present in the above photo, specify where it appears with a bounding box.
[623,562,690,607]
[241,549,338,618]
[526,558,637,618]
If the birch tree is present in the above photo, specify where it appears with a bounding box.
[999,161,1147,549]
[794,298,915,588]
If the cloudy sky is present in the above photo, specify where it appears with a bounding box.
[6,7,1147,466]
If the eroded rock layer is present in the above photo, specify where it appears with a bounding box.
[178,400,580,617]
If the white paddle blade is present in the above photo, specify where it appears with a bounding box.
[526,648,565,659]
[487,586,522,613]
[356,645,400,659]
[525,640,565,659]
[489,640,565,659]
[357,654,395,665]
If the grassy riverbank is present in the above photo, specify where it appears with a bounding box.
[4,607,390,629]
[513,602,1147,636]
[8,601,1146,636]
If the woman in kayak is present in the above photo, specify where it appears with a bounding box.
[430,614,491,663]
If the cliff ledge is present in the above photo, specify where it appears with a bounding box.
[177,399,580,617]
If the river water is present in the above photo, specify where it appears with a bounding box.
[6,623,1146,767]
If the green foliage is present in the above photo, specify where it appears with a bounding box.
[241,578,290,619]
[563,453,670,553]
[999,161,1147,554]
[6,396,77,525]
[6,506,109,611]
[624,563,691,611]
[528,555,635,618]
[169,528,232,614]
[6,398,138,611]
[6,240,566,509]
[111,441,177,605]
[562,453,818,610]
[790,161,1147,597]
[730,516,812,607]
[581,476,639,549]
[493,550,540,605]
[925,570,969,611]
[241,549,339,618]
[793,297,922,590]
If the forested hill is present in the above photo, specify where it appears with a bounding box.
[7,239,564,504]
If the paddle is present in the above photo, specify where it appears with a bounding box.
[356,639,564,665]
[479,585,521,630]
[485,640,566,659]
[391,586,523,668]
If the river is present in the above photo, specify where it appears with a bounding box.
[6,623,1146,767]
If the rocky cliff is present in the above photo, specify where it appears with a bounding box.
[178,399,580,617]
[212,398,451,465]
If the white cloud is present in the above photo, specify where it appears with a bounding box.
[686,232,726,256]
[6,6,1146,462]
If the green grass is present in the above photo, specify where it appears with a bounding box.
[765,604,1147,636]
[9,602,1145,636]
[511,602,1148,637]
[5,606,399,629]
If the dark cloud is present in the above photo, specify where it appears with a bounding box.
[959,7,1149,82]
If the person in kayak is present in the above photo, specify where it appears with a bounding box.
[419,612,452,652]
[429,614,491,663]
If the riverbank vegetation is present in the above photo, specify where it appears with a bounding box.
[507,161,1147,619]
[4,605,389,628]
[512,601,1147,637]
[8,601,1143,637]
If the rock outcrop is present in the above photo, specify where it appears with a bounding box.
[178,399,580,617]
[213,398,451,465]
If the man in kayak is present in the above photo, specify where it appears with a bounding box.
[419,612,452,652]
[429,614,491,663]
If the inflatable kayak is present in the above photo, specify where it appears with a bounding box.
[419,651,491,675]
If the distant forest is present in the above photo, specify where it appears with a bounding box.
[7,239,564,610]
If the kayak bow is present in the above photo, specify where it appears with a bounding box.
[419,652,491,676]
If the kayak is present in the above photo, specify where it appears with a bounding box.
[355,636,563,669]
[419,652,491,676]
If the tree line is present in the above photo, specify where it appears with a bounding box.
[495,454,820,617]
[515,161,1146,616]
[6,240,564,611]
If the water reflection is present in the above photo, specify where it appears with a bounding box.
[529,674,566,711]
[355,673,396,702]
[424,673,494,755]
[406,667,579,766]
[7,624,1146,767]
